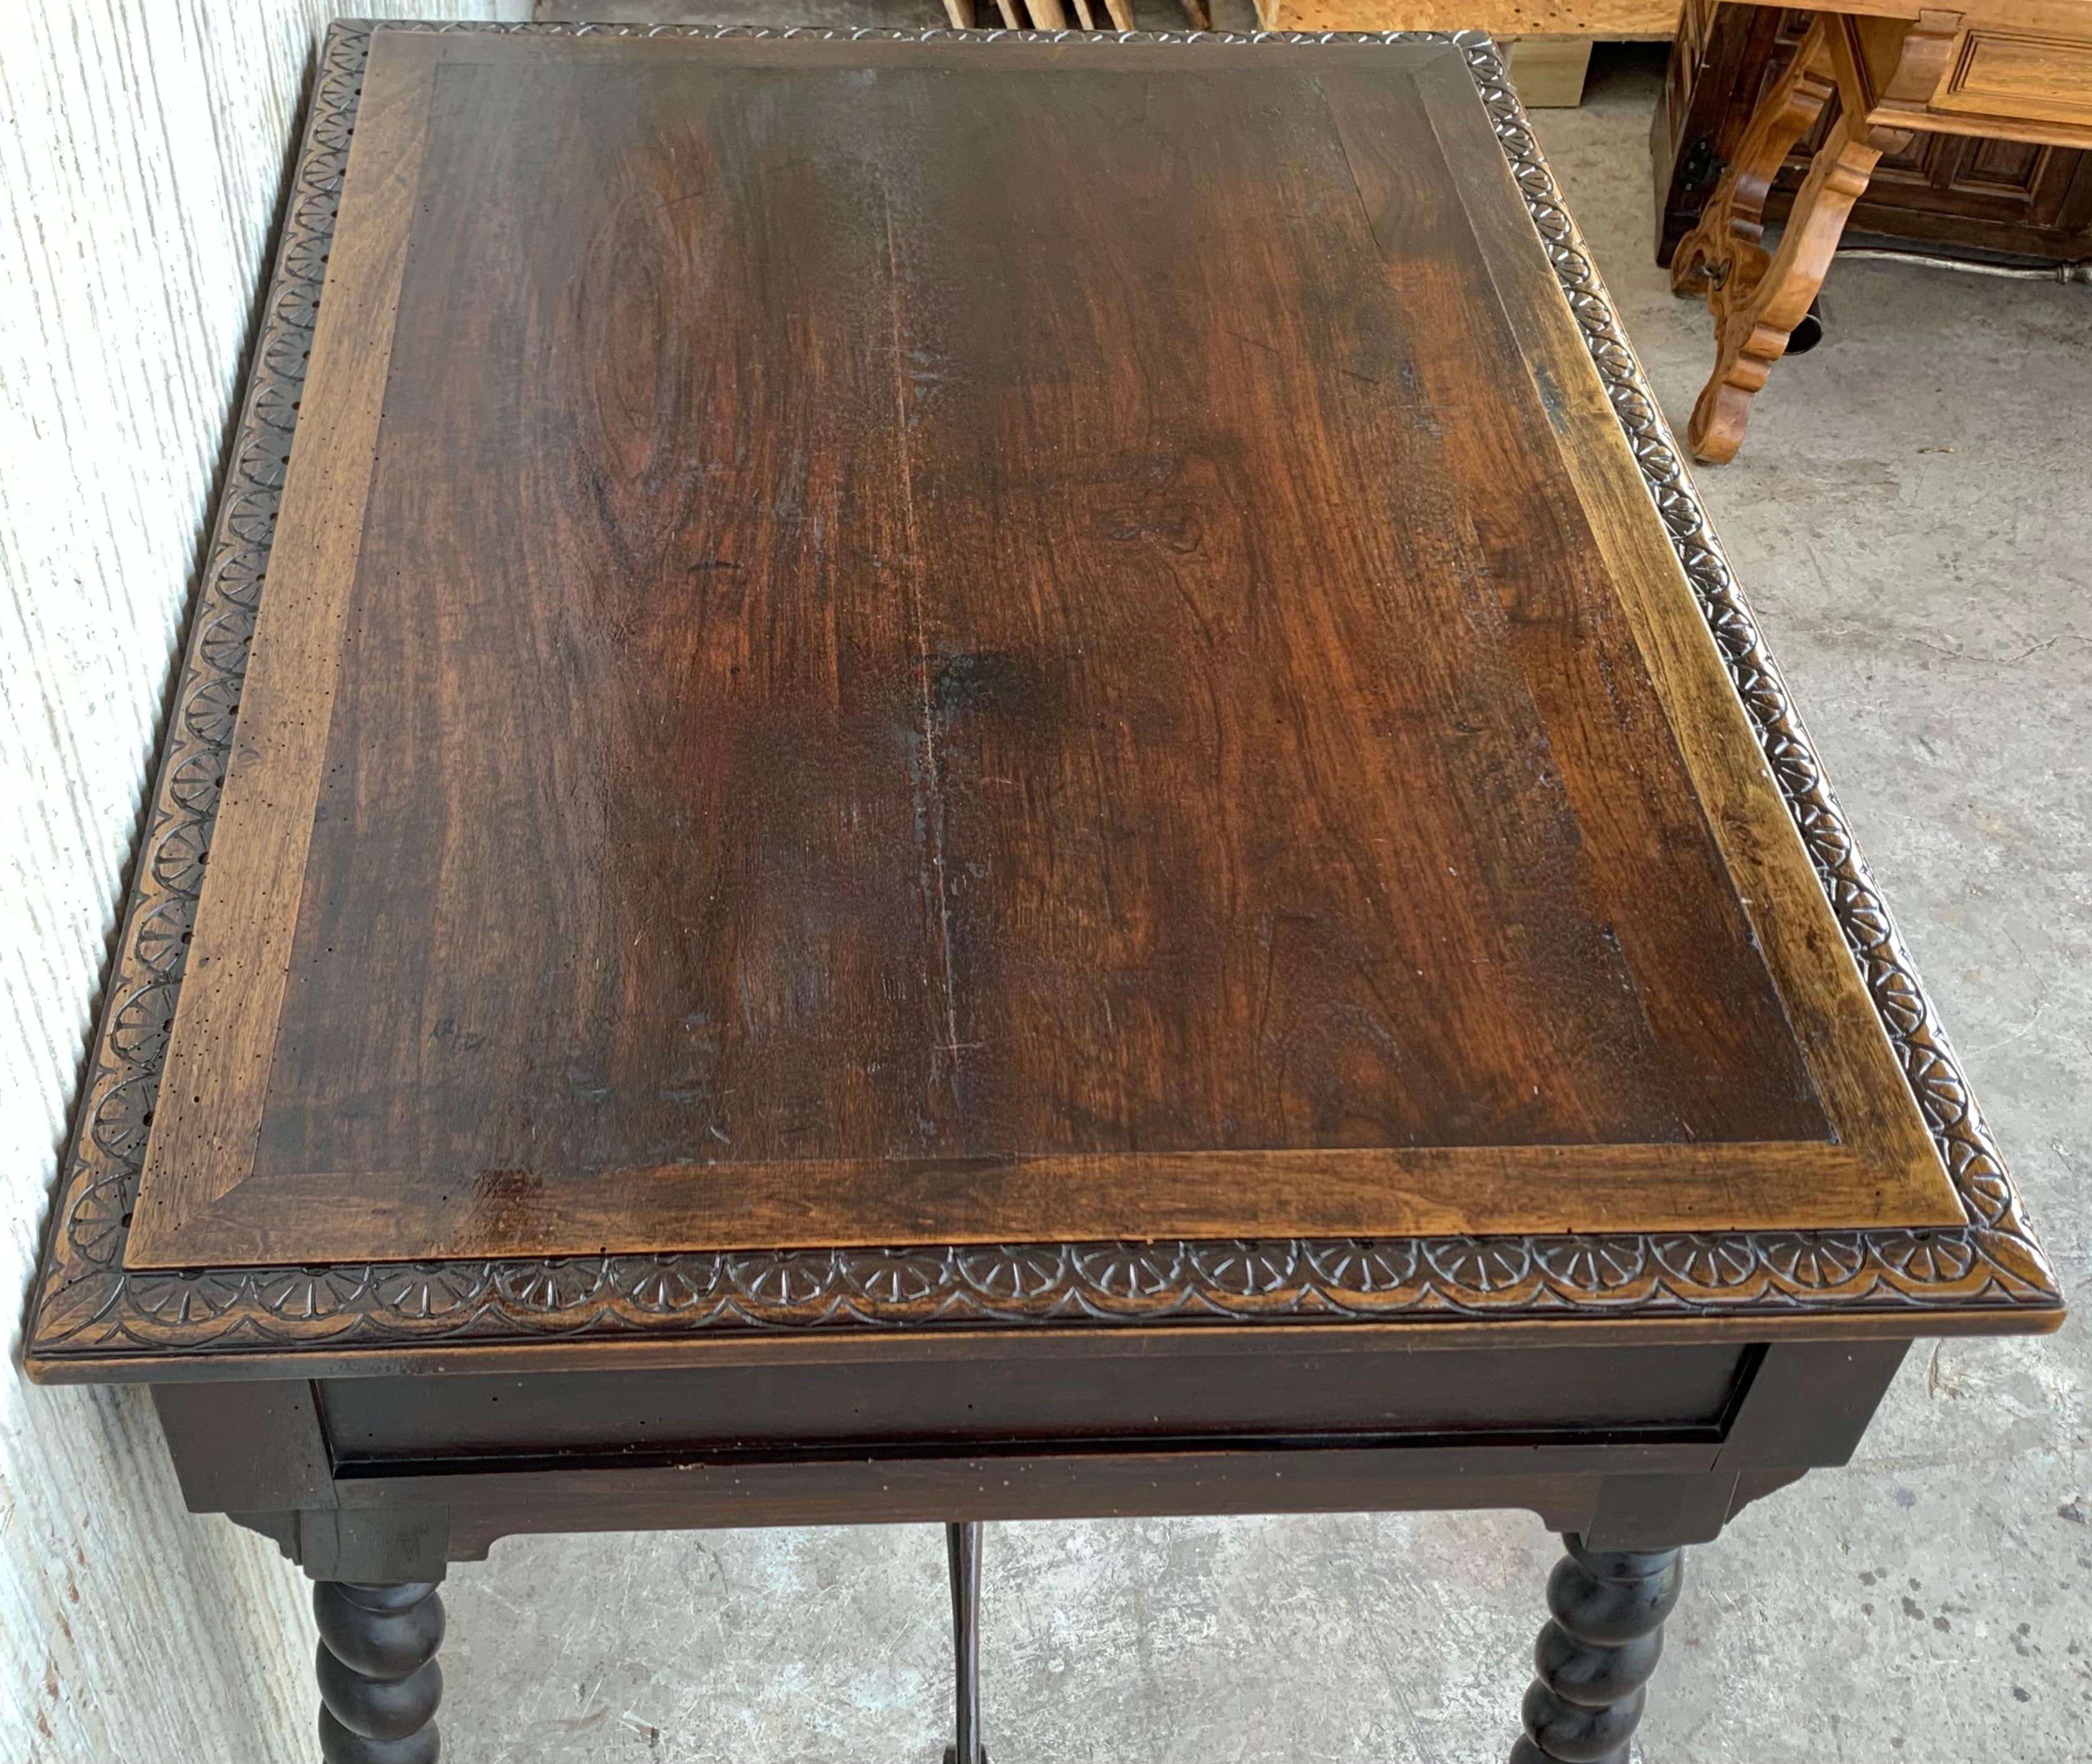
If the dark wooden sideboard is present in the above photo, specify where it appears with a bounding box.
[26,24,2061,1764]
[1655,0,2092,266]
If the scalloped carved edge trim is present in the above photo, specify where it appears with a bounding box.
[26,22,2060,1364]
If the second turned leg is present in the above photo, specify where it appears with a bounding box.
[944,1521,988,1764]
[315,1580,445,1764]
[1509,1535,1683,1764]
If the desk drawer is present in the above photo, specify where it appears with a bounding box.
[322,1341,1755,1466]
[1936,31,2092,132]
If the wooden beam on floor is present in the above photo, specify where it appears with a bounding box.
[1509,34,1598,106]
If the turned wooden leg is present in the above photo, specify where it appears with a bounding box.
[1509,1535,1683,1764]
[315,1580,445,1764]
[944,1521,988,1764]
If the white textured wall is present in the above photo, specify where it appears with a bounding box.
[0,5,526,1757]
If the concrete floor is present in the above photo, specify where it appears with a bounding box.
[438,14,2092,1760]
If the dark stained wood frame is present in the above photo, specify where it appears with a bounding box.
[154,1335,1911,1574]
[24,22,2061,1384]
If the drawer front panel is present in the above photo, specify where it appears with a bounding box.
[322,1342,1755,1465]
[1938,31,2092,130]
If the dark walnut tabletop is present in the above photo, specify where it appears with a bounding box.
[25,25,2064,1764]
[25,23,2058,1380]
[32,24,2058,1381]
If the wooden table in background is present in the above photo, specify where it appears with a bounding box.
[1656,1,2092,270]
[1249,1,1685,105]
[26,24,2060,1764]
[1670,0,2092,460]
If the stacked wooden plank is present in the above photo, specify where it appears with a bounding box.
[1250,1,1684,103]
[943,0,1214,27]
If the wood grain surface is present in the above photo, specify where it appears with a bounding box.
[1738,0,2092,31]
[128,32,1966,1270]
[1251,1,1680,37]
[137,26,440,1240]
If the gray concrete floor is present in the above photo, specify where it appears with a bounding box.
[443,17,2092,1760]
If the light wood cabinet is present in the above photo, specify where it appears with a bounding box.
[1668,1,2092,460]
[1656,1,2092,267]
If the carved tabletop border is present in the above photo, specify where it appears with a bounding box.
[26,21,2060,1364]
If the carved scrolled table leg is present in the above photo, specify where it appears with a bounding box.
[315,1580,445,1764]
[1670,11,1964,463]
[944,1521,988,1764]
[1669,20,1838,306]
[1669,20,1859,464]
[1509,1535,1683,1764]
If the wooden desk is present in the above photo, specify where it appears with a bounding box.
[26,24,2061,1764]
[1671,0,2092,460]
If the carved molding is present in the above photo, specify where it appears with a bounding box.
[26,22,2059,1365]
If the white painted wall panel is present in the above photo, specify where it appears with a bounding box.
[0,5,525,1757]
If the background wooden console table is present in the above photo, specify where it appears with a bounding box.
[1656,0,2092,267]
[1669,0,2092,458]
